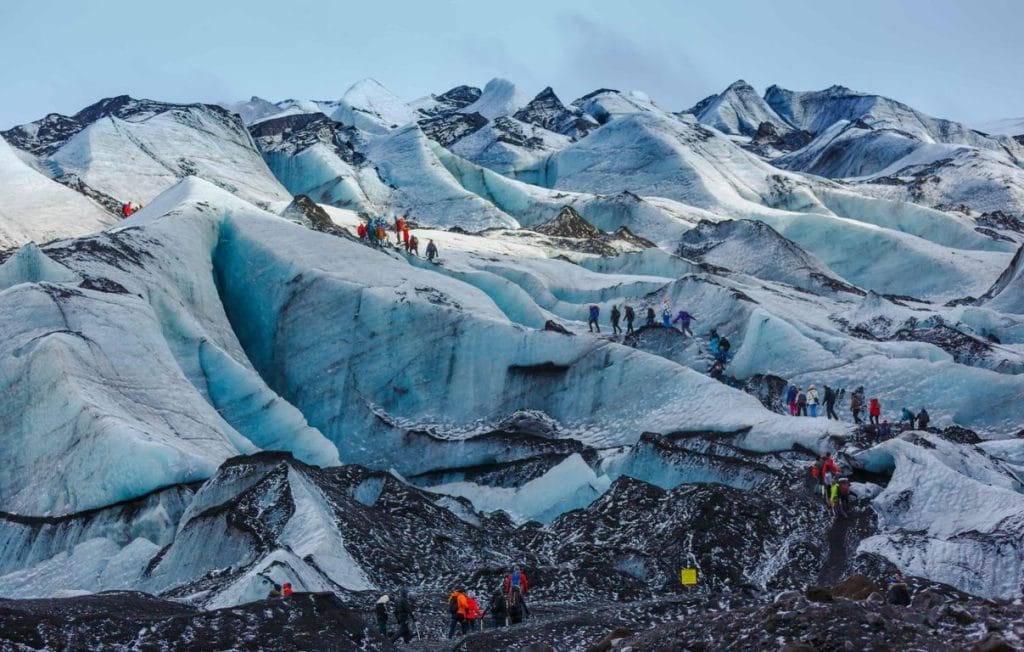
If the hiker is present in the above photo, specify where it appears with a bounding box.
[672,310,695,336]
[489,590,508,628]
[818,453,840,503]
[917,408,930,430]
[121,202,134,218]
[807,385,820,418]
[869,397,881,425]
[624,304,635,334]
[828,477,841,517]
[504,568,529,596]
[786,385,798,416]
[886,571,912,606]
[716,336,731,362]
[409,235,419,256]
[508,589,525,625]
[809,456,823,494]
[267,582,282,598]
[426,239,438,262]
[611,305,622,335]
[392,589,416,643]
[395,216,406,245]
[357,222,368,240]
[588,305,600,333]
[402,226,411,250]
[824,385,839,420]
[646,306,656,327]
[901,407,916,430]
[796,387,808,416]
[464,593,483,631]
[447,589,470,638]
[661,308,672,328]
[709,358,726,380]
[504,568,530,621]
[851,387,864,424]
[375,594,390,637]
[282,582,293,597]
[878,420,892,440]
[837,477,851,514]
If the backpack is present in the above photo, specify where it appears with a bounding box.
[719,337,731,351]
[797,392,807,405]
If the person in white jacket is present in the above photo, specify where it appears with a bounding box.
[807,385,821,417]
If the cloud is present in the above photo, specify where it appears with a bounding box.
[553,11,710,108]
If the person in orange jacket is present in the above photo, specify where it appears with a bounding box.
[447,589,470,638]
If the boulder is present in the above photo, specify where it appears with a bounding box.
[971,634,1016,652]
[832,574,880,601]
[805,586,833,603]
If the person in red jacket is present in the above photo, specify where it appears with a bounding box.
[282,582,293,597]
[395,216,405,244]
[817,453,840,502]
[357,223,367,240]
[464,593,483,631]
[504,568,531,620]
[504,568,528,595]
[869,397,881,425]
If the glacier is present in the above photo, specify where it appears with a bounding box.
[2,74,1024,642]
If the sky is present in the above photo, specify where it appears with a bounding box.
[2,0,1023,129]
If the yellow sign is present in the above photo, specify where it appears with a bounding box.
[680,568,698,586]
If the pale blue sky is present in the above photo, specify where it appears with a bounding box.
[2,0,1022,129]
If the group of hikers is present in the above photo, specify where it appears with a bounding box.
[446,569,530,638]
[372,568,530,644]
[586,301,695,338]
[266,581,293,598]
[785,384,931,436]
[357,215,438,262]
[808,452,852,518]
[120,201,142,218]
[586,303,735,383]
[374,589,418,644]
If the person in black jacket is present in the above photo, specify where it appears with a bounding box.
[610,305,622,334]
[489,589,507,628]
[646,306,656,327]
[917,408,930,430]
[824,385,839,420]
[886,572,911,606]
[624,304,635,334]
[391,589,416,643]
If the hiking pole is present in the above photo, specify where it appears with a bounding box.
[414,620,421,640]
